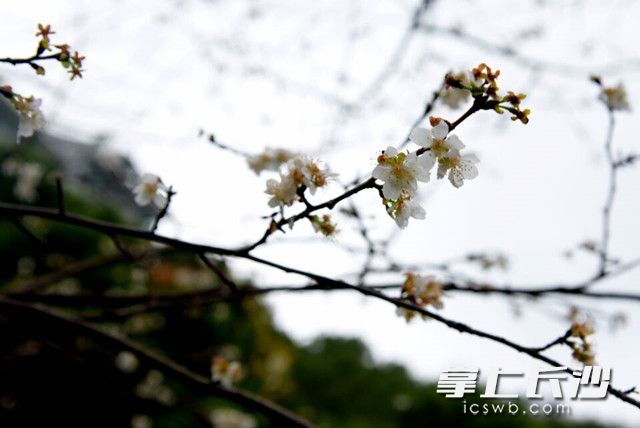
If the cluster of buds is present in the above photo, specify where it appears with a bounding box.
[309,214,338,237]
[264,156,335,208]
[445,63,530,124]
[396,273,444,322]
[0,86,46,141]
[568,322,596,365]
[211,356,243,388]
[35,23,85,79]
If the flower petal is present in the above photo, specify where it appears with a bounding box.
[445,134,465,151]
[383,180,401,200]
[432,121,449,140]
[384,146,398,157]
[409,128,430,147]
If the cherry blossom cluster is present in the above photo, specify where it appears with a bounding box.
[211,356,243,388]
[569,322,596,365]
[373,64,530,229]
[264,156,335,208]
[373,118,478,228]
[396,273,444,322]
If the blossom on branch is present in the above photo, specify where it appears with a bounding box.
[265,173,297,207]
[262,156,334,208]
[409,120,464,161]
[385,194,426,229]
[372,146,433,200]
[437,151,479,188]
[133,173,169,208]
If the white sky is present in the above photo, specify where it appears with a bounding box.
[3,0,640,425]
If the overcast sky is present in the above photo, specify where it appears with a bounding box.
[2,0,640,425]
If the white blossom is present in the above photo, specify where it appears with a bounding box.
[409,121,464,160]
[599,83,631,111]
[386,195,426,229]
[407,274,444,309]
[372,146,434,200]
[265,173,297,207]
[133,173,168,207]
[440,86,469,109]
[15,97,46,141]
[437,152,479,188]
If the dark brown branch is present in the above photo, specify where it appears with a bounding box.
[198,254,238,293]
[150,186,176,233]
[0,52,61,66]
[238,253,640,410]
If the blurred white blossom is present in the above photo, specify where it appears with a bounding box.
[115,351,139,373]
[14,162,43,202]
[287,157,335,195]
[15,96,46,141]
[209,408,256,428]
[247,148,295,174]
[133,173,168,207]
[211,357,242,388]
[265,173,297,207]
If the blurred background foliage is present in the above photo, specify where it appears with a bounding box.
[0,127,608,427]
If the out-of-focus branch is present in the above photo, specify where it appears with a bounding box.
[420,24,640,75]
[598,109,617,277]
[0,296,315,428]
